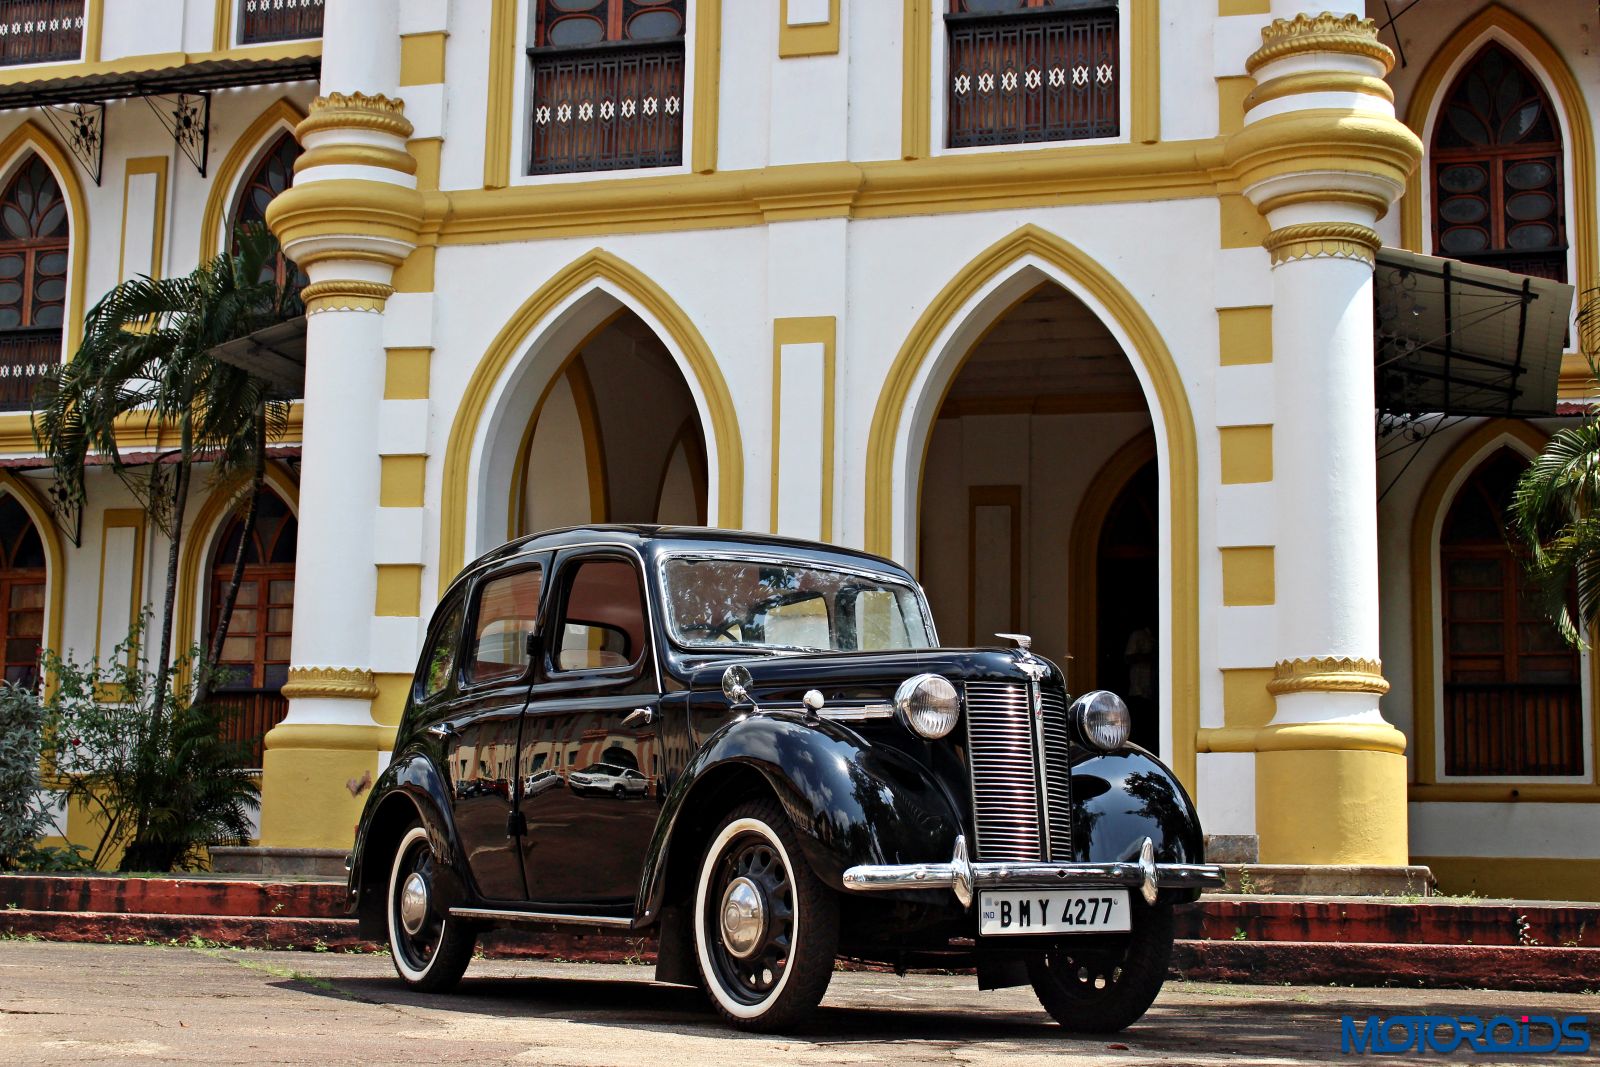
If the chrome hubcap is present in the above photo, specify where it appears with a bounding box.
[400,871,430,935]
[719,876,765,958]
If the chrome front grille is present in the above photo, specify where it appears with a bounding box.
[963,680,1074,863]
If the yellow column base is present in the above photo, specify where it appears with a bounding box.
[1256,724,1408,865]
[257,723,393,850]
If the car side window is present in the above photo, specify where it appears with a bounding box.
[554,558,647,672]
[418,594,465,701]
[464,566,544,686]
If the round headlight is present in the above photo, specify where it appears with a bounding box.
[894,673,960,739]
[1071,690,1131,751]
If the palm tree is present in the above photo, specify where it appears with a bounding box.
[1511,292,1600,645]
[33,226,298,707]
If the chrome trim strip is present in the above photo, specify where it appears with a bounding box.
[818,704,894,722]
[449,907,633,929]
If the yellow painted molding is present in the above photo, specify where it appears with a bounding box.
[1397,4,1596,304]
[0,472,65,675]
[691,0,723,173]
[409,138,442,194]
[294,142,418,176]
[1263,221,1380,266]
[93,509,146,666]
[1215,76,1254,137]
[863,223,1199,794]
[1219,424,1272,483]
[212,0,231,51]
[393,244,436,293]
[1220,546,1274,606]
[1246,13,1394,76]
[199,97,306,262]
[117,156,168,284]
[483,0,516,188]
[1267,656,1390,697]
[1218,0,1269,14]
[1129,0,1161,145]
[84,0,103,62]
[1221,667,1275,730]
[0,122,89,358]
[264,721,387,749]
[770,317,837,540]
[778,0,840,58]
[1558,353,1594,401]
[278,666,380,702]
[1253,720,1407,754]
[298,92,413,141]
[385,348,432,400]
[265,178,424,269]
[901,0,931,160]
[379,456,427,509]
[1218,305,1271,365]
[440,248,744,592]
[301,280,395,314]
[1218,193,1268,249]
[0,41,321,88]
[375,564,423,617]
[0,404,303,455]
[1411,783,1600,803]
[1225,109,1422,222]
[400,31,448,86]
[1245,70,1393,112]
[1067,434,1156,695]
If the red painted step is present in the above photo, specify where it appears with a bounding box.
[1175,897,1600,948]
[0,874,344,919]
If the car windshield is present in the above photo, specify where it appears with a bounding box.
[662,556,934,652]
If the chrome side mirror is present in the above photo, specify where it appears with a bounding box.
[722,664,754,708]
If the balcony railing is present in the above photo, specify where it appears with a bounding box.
[946,4,1119,149]
[527,40,684,175]
[212,687,290,769]
[0,326,60,410]
[1444,682,1586,776]
[238,0,324,46]
[0,0,84,66]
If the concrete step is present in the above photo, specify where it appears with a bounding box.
[0,874,345,919]
[1180,895,1600,948]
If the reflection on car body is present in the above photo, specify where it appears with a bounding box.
[346,526,1222,1033]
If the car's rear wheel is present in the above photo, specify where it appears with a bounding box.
[1027,899,1174,1032]
[692,800,838,1031]
[387,825,475,992]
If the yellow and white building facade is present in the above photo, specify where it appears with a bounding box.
[5,0,1599,899]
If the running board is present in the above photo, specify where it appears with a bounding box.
[449,906,633,929]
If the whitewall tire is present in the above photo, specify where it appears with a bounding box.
[387,825,476,992]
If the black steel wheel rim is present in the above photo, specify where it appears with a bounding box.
[704,829,794,1006]
[1039,946,1128,1000]
[392,839,444,973]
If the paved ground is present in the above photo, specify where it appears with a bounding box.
[0,940,1594,1065]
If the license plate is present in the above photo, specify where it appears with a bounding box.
[978,889,1131,936]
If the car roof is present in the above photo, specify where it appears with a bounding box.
[443,525,914,600]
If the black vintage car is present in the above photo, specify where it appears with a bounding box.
[347,526,1221,1032]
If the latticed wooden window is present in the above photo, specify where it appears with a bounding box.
[0,154,67,410]
[229,131,306,295]
[1440,449,1584,776]
[1431,43,1567,281]
[528,0,687,175]
[0,1,85,65]
[946,0,1119,149]
[0,494,44,687]
[237,0,323,45]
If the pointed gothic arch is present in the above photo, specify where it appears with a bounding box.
[0,122,88,359]
[199,97,307,261]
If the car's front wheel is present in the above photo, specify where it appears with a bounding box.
[387,825,476,992]
[692,800,838,1031]
[1027,899,1175,1032]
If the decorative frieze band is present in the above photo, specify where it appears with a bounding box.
[1263,222,1381,266]
[1266,656,1390,697]
[1246,13,1394,76]
[297,91,414,141]
[281,665,381,701]
[301,280,395,315]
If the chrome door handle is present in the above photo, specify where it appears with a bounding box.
[622,707,654,729]
[427,722,458,739]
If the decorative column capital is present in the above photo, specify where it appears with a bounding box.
[1266,656,1390,696]
[1262,221,1381,267]
[1246,13,1394,77]
[297,91,415,141]
[280,665,381,701]
[300,280,396,314]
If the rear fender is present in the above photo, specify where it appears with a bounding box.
[349,750,468,939]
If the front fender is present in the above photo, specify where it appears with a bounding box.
[637,712,962,923]
[348,748,469,936]
[1071,746,1207,897]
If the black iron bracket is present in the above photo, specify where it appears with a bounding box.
[144,91,211,177]
[41,102,105,186]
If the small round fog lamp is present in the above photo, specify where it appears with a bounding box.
[894,674,960,739]
[1070,690,1132,751]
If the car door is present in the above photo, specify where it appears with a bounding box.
[438,560,546,903]
[518,548,663,907]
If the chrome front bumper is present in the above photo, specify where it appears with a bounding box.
[841,835,1225,908]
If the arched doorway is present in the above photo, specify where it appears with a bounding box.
[512,308,708,535]
[0,494,45,686]
[0,153,68,410]
[206,489,298,767]
[916,282,1160,752]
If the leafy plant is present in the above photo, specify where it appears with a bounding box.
[43,620,260,872]
[0,681,58,869]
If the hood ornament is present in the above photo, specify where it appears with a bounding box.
[995,632,1031,651]
[996,633,1047,681]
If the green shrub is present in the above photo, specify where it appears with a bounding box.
[0,681,57,870]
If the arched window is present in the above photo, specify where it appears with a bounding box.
[0,155,69,410]
[1440,448,1582,776]
[0,494,46,687]
[206,490,297,765]
[1432,42,1567,281]
[228,131,305,293]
